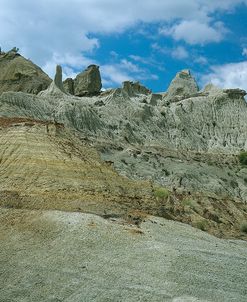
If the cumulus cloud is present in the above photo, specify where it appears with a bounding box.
[160,20,225,44]
[202,61,247,90]
[242,48,247,56]
[171,46,189,59]
[194,56,208,65]
[0,0,246,78]
[101,64,134,87]
[151,43,189,61]
[101,57,158,87]
[129,54,165,71]
[42,53,97,79]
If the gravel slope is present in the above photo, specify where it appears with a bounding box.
[0,208,246,302]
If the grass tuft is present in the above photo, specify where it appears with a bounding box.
[154,187,170,200]
[195,220,207,231]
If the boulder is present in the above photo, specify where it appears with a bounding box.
[0,49,51,95]
[74,65,102,96]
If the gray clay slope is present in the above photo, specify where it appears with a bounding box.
[0,209,247,302]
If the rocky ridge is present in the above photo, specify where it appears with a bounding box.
[0,49,52,94]
[1,65,247,202]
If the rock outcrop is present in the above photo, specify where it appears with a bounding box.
[0,117,153,215]
[223,88,247,99]
[122,81,151,97]
[74,64,102,96]
[0,117,246,240]
[165,69,199,103]
[1,73,247,203]
[54,65,65,92]
[38,65,68,99]
[63,77,74,95]
[0,49,51,95]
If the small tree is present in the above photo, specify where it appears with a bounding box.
[238,151,247,165]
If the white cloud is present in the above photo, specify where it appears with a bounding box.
[242,48,247,56]
[129,55,147,63]
[101,64,133,87]
[129,54,166,71]
[152,43,209,66]
[171,46,189,59]
[161,20,224,44]
[151,43,188,60]
[42,52,97,79]
[202,61,247,90]
[0,0,246,78]
[120,59,142,73]
[101,57,158,86]
[194,56,208,65]
[0,2,245,47]
[151,43,165,53]
[110,51,119,59]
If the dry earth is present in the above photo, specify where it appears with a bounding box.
[0,208,246,302]
[0,117,246,240]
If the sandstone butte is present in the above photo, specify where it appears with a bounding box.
[0,49,247,302]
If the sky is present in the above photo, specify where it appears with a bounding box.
[1,0,247,92]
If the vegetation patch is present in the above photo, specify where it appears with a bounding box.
[238,151,247,165]
[182,199,197,210]
[194,220,207,231]
[154,187,170,200]
[240,222,247,233]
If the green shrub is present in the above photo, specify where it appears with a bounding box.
[195,220,207,231]
[240,222,247,233]
[238,151,247,165]
[182,199,197,210]
[154,187,169,200]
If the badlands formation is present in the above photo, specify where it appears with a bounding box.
[0,49,247,301]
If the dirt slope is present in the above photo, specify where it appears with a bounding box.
[0,208,246,302]
[0,117,246,240]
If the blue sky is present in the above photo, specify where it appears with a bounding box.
[1,0,247,92]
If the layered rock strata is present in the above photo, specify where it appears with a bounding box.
[0,117,246,239]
